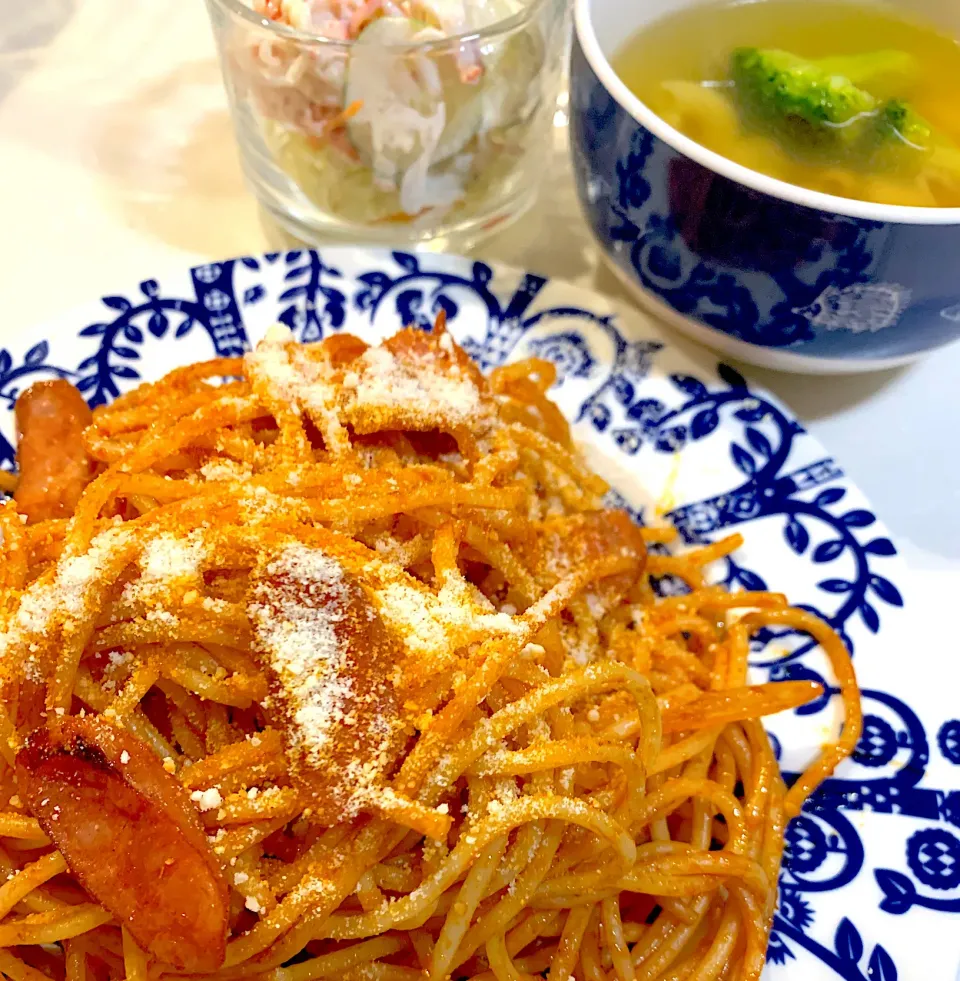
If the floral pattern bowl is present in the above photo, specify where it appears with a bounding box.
[569,0,960,374]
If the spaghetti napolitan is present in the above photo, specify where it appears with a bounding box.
[0,321,861,981]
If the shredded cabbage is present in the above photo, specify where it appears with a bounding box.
[248,0,540,223]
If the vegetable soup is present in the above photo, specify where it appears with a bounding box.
[613,0,960,207]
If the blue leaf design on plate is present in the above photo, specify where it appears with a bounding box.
[691,410,719,440]
[148,313,168,338]
[436,294,459,321]
[864,537,897,556]
[112,346,140,360]
[279,284,308,302]
[102,295,132,312]
[123,324,144,344]
[717,363,747,388]
[79,323,107,337]
[0,351,10,376]
[734,404,766,422]
[285,260,312,281]
[613,378,635,407]
[842,509,876,527]
[868,945,898,981]
[392,251,420,273]
[736,567,768,591]
[819,579,853,594]
[613,428,642,455]
[240,256,260,270]
[815,487,846,508]
[656,426,687,453]
[76,376,99,394]
[835,917,864,963]
[472,261,493,285]
[731,444,757,475]
[785,517,809,555]
[670,374,708,399]
[627,397,661,421]
[869,575,904,607]
[746,427,772,458]
[140,279,159,297]
[590,404,611,432]
[813,540,845,563]
[24,342,49,366]
[111,365,140,380]
[875,869,915,914]
[860,601,881,633]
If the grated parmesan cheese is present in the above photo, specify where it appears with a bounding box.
[200,458,253,482]
[345,345,485,431]
[249,544,352,764]
[244,327,350,453]
[190,788,223,812]
[0,526,132,678]
[140,533,207,582]
[372,570,520,662]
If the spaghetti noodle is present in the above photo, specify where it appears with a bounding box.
[0,320,861,981]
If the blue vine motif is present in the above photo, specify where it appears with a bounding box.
[605,130,887,350]
[352,251,621,372]
[769,809,898,976]
[769,679,960,973]
[11,246,952,981]
[74,261,255,406]
[770,915,898,980]
[873,828,960,915]
[579,359,902,668]
[276,251,346,341]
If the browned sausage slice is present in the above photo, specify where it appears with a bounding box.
[14,380,93,523]
[16,718,228,971]
[249,543,406,825]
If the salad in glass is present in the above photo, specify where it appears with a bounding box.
[209,0,565,241]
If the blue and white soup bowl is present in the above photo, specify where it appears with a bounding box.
[570,0,960,374]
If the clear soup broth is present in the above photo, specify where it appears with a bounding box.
[613,0,960,208]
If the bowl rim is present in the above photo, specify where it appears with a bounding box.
[573,0,960,227]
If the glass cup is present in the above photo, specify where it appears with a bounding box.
[204,0,570,250]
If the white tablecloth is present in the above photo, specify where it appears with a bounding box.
[1,0,957,598]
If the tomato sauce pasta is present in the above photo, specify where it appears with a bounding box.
[0,320,861,981]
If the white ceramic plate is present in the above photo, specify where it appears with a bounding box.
[4,247,957,980]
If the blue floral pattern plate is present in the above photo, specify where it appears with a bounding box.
[3,248,957,980]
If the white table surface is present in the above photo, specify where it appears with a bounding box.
[1,0,957,590]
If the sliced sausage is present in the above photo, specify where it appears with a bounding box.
[14,380,93,523]
[16,717,228,971]
[249,543,406,825]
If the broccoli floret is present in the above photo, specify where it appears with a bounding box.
[730,47,878,146]
[871,98,960,184]
[729,47,947,172]
[877,98,932,149]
